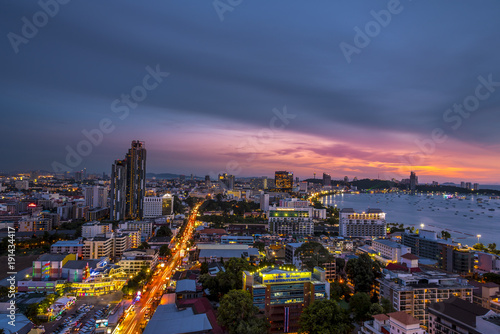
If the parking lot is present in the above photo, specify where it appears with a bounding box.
[43,292,122,334]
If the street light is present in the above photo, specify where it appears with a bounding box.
[420,223,424,229]
[477,234,481,243]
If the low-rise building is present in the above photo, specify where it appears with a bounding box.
[428,298,500,334]
[284,242,303,268]
[196,244,259,263]
[175,279,203,301]
[18,217,52,232]
[116,249,158,275]
[372,239,411,263]
[470,281,500,313]
[83,236,114,260]
[220,235,254,245]
[50,238,84,259]
[360,312,425,334]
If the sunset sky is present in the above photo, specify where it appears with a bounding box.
[1,1,500,183]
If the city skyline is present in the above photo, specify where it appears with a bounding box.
[2,2,500,183]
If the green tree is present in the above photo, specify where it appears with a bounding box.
[349,292,372,323]
[298,299,352,334]
[380,297,396,313]
[473,243,485,251]
[295,241,334,270]
[369,303,384,316]
[159,245,171,257]
[336,257,346,277]
[253,241,265,252]
[138,241,150,249]
[330,281,351,302]
[441,230,451,240]
[200,262,209,275]
[156,225,172,238]
[345,253,381,293]
[217,290,268,334]
[483,273,500,285]
[488,243,497,252]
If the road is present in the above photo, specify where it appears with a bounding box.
[117,203,200,334]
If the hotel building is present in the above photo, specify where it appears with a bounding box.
[243,266,329,333]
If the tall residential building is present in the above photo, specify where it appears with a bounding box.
[110,140,147,220]
[110,159,127,220]
[409,171,418,192]
[162,194,173,216]
[260,193,269,212]
[243,266,329,334]
[275,171,293,192]
[125,140,147,219]
[466,182,472,190]
[322,173,331,186]
[339,208,387,238]
[473,183,480,191]
[83,186,108,209]
[218,173,235,190]
[268,207,314,236]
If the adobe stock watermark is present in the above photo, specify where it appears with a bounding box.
[339,0,412,64]
[213,0,242,22]
[51,65,169,172]
[7,0,71,54]
[209,105,296,178]
[400,73,500,171]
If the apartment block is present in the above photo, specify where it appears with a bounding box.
[268,207,314,236]
[377,265,473,327]
[428,298,500,334]
[339,208,387,238]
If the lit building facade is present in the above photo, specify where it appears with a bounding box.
[378,267,474,327]
[268,207,314,236]
[275,171,293,192]
[243,267,329,333]
[110,140,147,220]
[339,208,387,238]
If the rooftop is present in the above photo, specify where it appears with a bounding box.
[374,238,404,248]
[176,279,197,293]
[401,253,419,260]
[63,260,100,270]
[143,304,212,334]
[37,253,71,262]
[388,311,420,326]
[51,240,84,247]
[428,298,490,327]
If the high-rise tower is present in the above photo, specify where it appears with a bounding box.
[110,141,147,220]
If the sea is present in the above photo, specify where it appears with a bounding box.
[321,193,500,246]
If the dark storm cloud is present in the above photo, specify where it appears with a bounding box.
[1,0,500,173]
